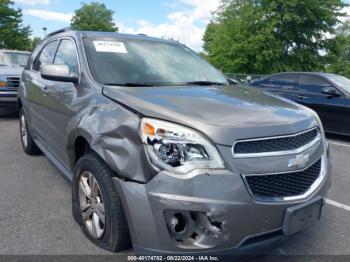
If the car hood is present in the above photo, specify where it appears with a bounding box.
[0,66,24,76]
[103,85,317,146]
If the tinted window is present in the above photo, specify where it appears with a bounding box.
[54,39,79,77]
[33,41,59,71]
[298,75,330,93]
[269,74,298,89]
[83,38,228,86]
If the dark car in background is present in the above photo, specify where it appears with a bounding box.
[251,72,350,136]
[0,50,30,109]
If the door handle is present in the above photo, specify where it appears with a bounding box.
[298,95,309,100]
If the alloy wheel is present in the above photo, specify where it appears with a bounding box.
[20,113,28,148]
[79,171,106,239]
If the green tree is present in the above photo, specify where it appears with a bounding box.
[71,2,118,32]
[0,0,32,50]
[203,0,347,74]
[326,21,350,77]
[29,37,42,51]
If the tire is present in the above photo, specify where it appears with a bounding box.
[72,153,131,252]
[19,108,41,155]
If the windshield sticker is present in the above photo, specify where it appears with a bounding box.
[93,41,128,53]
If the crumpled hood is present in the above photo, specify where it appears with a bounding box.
[103,85,317,146]
[0,66,24,76]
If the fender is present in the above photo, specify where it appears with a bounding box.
[66,101,156,183]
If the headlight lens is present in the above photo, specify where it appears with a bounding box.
[0,76,6,87]
[140,118,224,174]
[302,105,328,150]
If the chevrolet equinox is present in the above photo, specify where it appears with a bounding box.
[18,28,331,255]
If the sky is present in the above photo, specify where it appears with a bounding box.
[13,0,221,51]
[12,0,350,51]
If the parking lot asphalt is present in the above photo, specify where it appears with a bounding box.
[0,109,350,257]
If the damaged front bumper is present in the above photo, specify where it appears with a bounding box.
[113,156,331,255]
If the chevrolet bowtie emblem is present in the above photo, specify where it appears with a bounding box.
[288,153,310,168]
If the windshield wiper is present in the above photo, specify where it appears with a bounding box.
[186,81,227,86]
[104,82,157,87]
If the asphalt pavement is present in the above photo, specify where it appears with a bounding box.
[0,109,349,258]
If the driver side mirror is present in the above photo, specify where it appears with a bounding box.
[227,78,239,85]
[41,64,78,84]
[321,86,341,97]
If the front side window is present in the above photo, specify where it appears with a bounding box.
[54,39,79,77]
[83,37,228,86]
[33,41,59,72]
[298,75,330,93]
[0,52,29,67]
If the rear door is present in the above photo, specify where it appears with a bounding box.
[294,74,346,133]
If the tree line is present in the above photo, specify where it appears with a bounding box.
[2,0,350,77]
[0,0,117,51]
[202,0,350,77]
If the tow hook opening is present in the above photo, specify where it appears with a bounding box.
[164,210,223,247]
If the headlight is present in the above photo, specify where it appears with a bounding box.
[302,105,328,150]
[0,76,6,87]
[140,118,224,174]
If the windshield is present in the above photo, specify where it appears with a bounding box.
[0,52,30,67]
[327,74,350,93]
[84,38,228,86]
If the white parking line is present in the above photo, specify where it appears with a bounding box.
[325,198,350,212]
[328,140,350,148]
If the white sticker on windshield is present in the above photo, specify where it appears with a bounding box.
[93,41,128,53]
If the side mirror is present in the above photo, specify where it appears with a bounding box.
[227,78,239,85]
[321,86,341,97]
[41,64,78,84]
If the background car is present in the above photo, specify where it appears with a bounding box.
[251,72,350,136]
[0,50,30,109]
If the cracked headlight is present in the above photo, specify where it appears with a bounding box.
[0,76,7,87]
[140,118,224,174]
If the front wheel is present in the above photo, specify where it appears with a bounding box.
[72,153,131,252]
[19,109,41,155]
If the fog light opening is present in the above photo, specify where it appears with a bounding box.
[172,213,188,234]
[191,232,199,240]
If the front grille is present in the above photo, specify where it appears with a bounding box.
[244,159,322,199]
[5,76,20,89]
[234,128,318,155]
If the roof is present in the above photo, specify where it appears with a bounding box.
[269,72,343,79]
[46,27,179,46]
[0,49,30,54]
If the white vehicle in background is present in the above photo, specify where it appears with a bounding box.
[0,50,30,109]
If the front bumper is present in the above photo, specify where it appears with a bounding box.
[0,91,18,107]
[113,155,331,255]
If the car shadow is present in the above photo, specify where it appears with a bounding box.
[0,108,19,119]
[326,133,350,143]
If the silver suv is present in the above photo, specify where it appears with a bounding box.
[18,28,331,255]
[0,50,29,109]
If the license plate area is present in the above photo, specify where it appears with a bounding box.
[283,196,324,235]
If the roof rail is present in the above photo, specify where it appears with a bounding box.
[47,27,74,37]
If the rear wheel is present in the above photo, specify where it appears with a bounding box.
[19,109,41,155]
[72,153,131,252]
